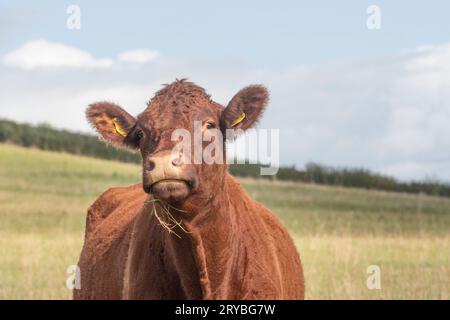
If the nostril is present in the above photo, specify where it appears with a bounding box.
[172,157,182,167]
[147,159,155,171]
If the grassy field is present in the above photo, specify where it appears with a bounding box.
[0,143,449,299]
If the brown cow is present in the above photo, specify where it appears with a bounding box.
[74,80,304,299]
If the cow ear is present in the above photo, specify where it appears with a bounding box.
[86,102,138,149]
[220,85,269,132]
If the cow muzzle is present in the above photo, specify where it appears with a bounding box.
[143,152,197,203]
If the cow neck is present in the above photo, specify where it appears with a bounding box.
[166,174,238,299]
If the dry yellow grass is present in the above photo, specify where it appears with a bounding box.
[0,144,449,299]
[296,235,450,299]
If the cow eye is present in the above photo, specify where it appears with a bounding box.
[206,122,216,129]
[135,128,144,140]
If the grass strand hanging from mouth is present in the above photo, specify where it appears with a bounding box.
[145,198,191,238]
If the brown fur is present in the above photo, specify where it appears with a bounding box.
[75,80,304,300]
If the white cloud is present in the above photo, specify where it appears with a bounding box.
[2,40,114,69]
[117,49,160,63]
[0,40,160,70]
[1,40,450,182]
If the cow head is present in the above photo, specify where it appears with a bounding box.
[86,80,268,210]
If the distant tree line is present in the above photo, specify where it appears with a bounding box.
[229,163,450,197]
[1,118,449,197]
[0,119,140,163]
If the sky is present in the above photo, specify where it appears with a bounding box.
[0,1,450,182]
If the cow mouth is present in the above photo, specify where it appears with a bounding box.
[148,179,192,203]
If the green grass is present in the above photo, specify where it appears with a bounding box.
[0,143,449,299]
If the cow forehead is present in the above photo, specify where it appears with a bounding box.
[137,80,223,129]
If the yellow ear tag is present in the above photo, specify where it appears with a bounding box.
[231,112,246,127]
[112,118,127,137]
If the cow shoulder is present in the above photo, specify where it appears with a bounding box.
[252,199,305,298]
[84,183,144,236]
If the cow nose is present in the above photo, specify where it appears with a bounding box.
[146,153,184,172]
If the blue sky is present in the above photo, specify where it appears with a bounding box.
[1,1,450,65]
[1,1,450,182]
